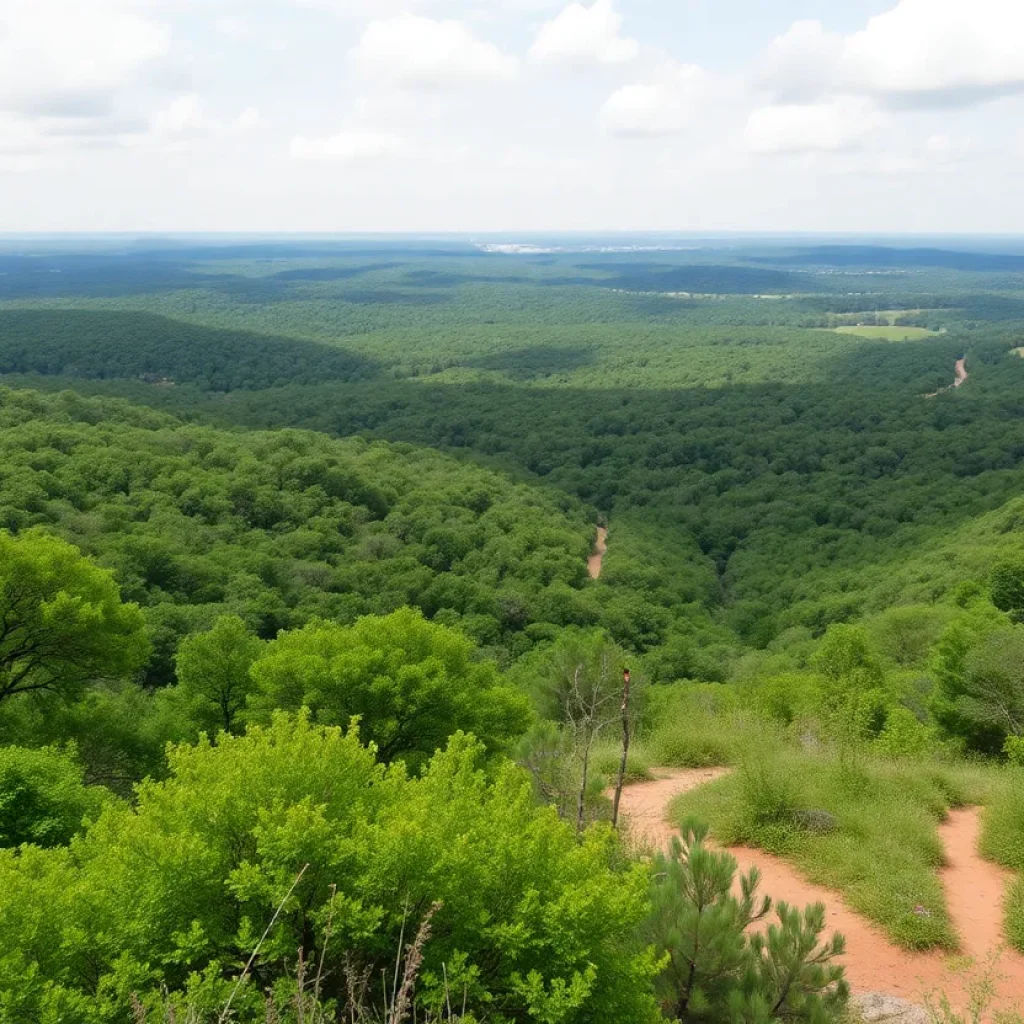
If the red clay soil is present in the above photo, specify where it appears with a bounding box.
[616,770,1024,1016]
[588,527,608,580]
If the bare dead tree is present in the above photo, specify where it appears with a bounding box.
[562,650,622,834]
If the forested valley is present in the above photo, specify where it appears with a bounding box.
[4,237,1024,1023]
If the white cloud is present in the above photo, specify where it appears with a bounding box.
[351,14,519,87]
[118,93,208,152]
[754,20,844,104]
[0,0,170,119]
[292,0,421,15]
[758,0,1024,108]
[745,97,886,155]
[0,114,53,157]
[529,0,638,66]
[234,107,262,130]
[293,0,561,16]
[290,130,404,162]
[151,95,204,136]
[601,65,707,137]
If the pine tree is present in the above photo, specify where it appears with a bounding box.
[646,820,848,1024]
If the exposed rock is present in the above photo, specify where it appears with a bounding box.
[854,992,930,1024]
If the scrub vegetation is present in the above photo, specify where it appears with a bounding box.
[2,237,1024,1020]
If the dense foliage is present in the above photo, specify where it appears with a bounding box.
[4,236,1024,1019]
[0,717,660,1024]
[0,386,596,683]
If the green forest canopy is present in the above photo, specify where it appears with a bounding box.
[2,238,1024,1020]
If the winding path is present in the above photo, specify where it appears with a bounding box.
[588,527,608,580]
[925,357,969,397]
[617,770,1024,1017]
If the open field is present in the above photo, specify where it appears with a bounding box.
[831,325,940,340]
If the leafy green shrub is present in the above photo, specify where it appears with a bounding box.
[248,609,531,769]
[591,738,653,784]
[990,559,1024,618]
[875,707,937,760]
[648,722,736,768]
[1005,735,1024,766]
[0,714,661,1023]
[740,761,800,841]
[744,673,820,726]
[642,683,776,768]
[0,745,109,847]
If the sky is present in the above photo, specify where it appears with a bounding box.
[2,0,1024,234]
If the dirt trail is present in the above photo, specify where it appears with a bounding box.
[925,357,968,397]
[617,770,1024,1015]
[588,527,608,580]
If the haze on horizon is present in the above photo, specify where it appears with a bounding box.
[2,0,1024,235]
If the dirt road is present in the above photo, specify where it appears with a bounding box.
[617,769,1024,1016]
[588,527,608,580]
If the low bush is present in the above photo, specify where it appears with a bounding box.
[980,770,1024,873]
[669,747,979,950]
[591,737,654,785]
[980,768,1024,952]
[1006,878,1024,954]
[642,682,784,768]
[0,714,661,1023]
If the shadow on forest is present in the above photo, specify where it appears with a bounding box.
[269,263,406,282]
[9,332,1024,630]
[464,344,597,379]
[754,246,1024,273]
[0,309,380,389]
[0,252,430,302]
[0,250,823,302]
[340,289,453,306]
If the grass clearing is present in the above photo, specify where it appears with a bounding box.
[830,325,939,341]
[641,683,787,768]
[667,736,1000,951]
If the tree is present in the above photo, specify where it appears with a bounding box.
[991,560,1024,620]
[0,531,149,704]
[811,625,890,741]
[248,608,531,767]
[931,613,1021,753]
[646,821,848,1023]
[957,628,1024,740]
[0,745,109,847]
[522,630,634,832]
[611,667,632,829]
[174,615,264,734]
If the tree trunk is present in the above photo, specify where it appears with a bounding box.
[611,672,631,828]
[576,738,591,834]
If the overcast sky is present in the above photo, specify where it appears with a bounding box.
[2,0,1024,234]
